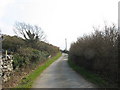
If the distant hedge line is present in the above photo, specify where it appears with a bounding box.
[69,24,118,86]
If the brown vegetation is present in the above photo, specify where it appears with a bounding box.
[69,24,118,87]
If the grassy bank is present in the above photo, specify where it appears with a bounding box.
[16,52,62,88]
[68,60,110,88]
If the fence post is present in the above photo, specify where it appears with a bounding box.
[5,50,7,60]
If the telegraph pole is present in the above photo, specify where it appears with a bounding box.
[65,38,67,51]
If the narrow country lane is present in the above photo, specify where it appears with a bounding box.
[32,53,97,88]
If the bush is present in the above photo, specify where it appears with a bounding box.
[2,34,60,71]
[13,47,50,69]
[35,41,59,56]
[2,35,25,52]
[69,24,118,86]
[13,53,25,69]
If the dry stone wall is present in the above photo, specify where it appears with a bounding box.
[0,54,2,90]
[0,32,13,89]
[0,32,2,89]
[2,55,13,82]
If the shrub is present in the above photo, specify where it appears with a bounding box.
[13,47,50,69]
[2,35,25,52]
[13,53,25,69]
[69,24,118,86]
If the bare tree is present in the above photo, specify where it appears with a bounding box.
[14,22,46,47]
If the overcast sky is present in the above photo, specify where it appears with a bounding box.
[0,0,119,50]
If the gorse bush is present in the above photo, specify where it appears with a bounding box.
[69,24,118,86]
[35,41,59,56]
[13,53,25,69]
[13,47,52,69]
[2,35,25,52]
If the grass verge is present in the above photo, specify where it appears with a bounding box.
[68,59,110,88]
[15,52,62,88]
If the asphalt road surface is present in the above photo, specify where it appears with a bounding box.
[32,53,96,88]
